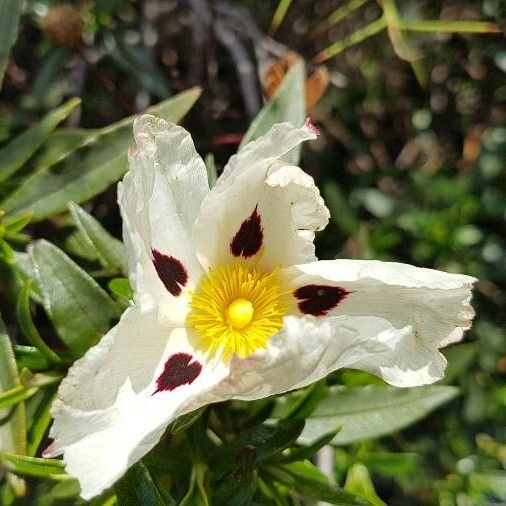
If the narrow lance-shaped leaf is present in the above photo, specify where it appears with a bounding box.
[16,280,63,365]
[0,98,81,184]
[273,385,459,446]
[29,240,120,358]
[266,460,370,505]
[115,461,167,506]
[0,0,22,89]
[240,61,306,164]
[2,88,202,221]
[68,202,127,272]
[0,315,27,455]
[0,453,71,481]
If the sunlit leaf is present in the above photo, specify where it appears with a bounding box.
[240,61,306,164]
[274,385,459,445]
[29,240,120,358]
[68,202,127,272]
[2,88,202,221]
[0,98,81,184]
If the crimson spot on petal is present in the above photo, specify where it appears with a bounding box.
[294,284,350,316]
[230,206,263,258]
[152,249,188,296]
[153,353,202,394]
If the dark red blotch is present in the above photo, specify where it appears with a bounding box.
[294,284,350,316]
[152,249,188,296]
[230,206,263,258]
[153,353,202,394]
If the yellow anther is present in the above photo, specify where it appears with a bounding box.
[226,298,254,329]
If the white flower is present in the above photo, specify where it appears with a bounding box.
[46,115,476,499]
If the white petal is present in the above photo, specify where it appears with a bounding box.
[216,314,430,399]
[279,259,475,385]
[48,307,229,500]
[118,115,208,323]
[193,123,329,270]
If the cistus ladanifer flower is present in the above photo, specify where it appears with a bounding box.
[45,116,475,499]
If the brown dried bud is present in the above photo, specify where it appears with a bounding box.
[306,65,329,109]
[40,4,82,48]
[262,51,329,108]
[263,51,302,100]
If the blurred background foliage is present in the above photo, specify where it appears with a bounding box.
[0,0,505,505]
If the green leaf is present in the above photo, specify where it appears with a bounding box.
[0,453,71,481]
[344,463,386,506]
[14,346,50,371]
[215,420,305,473]
[441,343,477,384]
[29,240,120,358]
[0,0,22,89]
[27,389,55,457]
[115,461,166,506]
[0,99,81,184]
[274,385,459,445]
[0,315,26,455]
[267,460,370,505]
[2,88,202,221]
[278,380,326,421]
[2,213,32,236]
[31,128,90,170]
[68,202,127,272]
[0,385,38,410]
[180,463,210,506]
[108,277,133,302]
[171,407,206,434]
[240,61,306,164]
[359,452,419,477]
[271,429,340,464]
[214,470,257,506]
[16,280,63,364]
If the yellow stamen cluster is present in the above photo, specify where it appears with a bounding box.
[187,263,289,358]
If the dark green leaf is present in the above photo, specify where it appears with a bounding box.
[0,99,81,184]
[214,470,257,506]
[68,202,127,272]
[270,429,340,464]
[27,389,55,457]
[29,240,120,358]
[2,88,202,221]
[268,461,370,505]
[16,280,62,364]
[115,461,166,506]
[0,0,22,89]
[0,315,26,455]
[171,407,206,434]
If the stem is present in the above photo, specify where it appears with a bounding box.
[399,19,501,33]
[314,15,388,63]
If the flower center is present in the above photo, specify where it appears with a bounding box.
[187,263,289,358]
[226,298,254,329]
